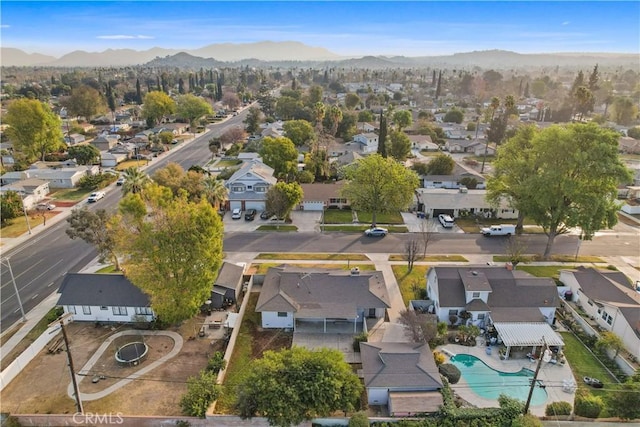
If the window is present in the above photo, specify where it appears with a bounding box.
[112,306,127,316]
[67,305,77,314]
[135,307,153,315]
[100,306,108,310]
[231,185,244,192]
[82,306,91,315]
[255,186,266,193]
[448,309,458,316]
[247,185,253,190]
[277,312,288,317]
[587,299,593,306]
[472,292,480,298]
[477,313,485,320]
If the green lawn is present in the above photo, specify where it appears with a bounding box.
[560,331,617,400]
[516,265,571,280]
[494,255,604,264]
[388,254,468,262]
[49,187,94,201]
[215,159,243,168]
[256,225,298,232]
[250,262,375,275]
[391,264,429,306]
[357,211,404,224]
[255,253,369,261]
[323,209,354,224]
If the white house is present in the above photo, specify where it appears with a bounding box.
[57,273,154,323]
[0,167,93,189]
[64,133,86,145]
[299,182,346,211]
[101,152,128,168]
[420,162,486,190]
[360,342,443,416]
[225,159,277,211]
[0,178,50,209]
[255,266,390,333]
[352,132,379,153]
[426,266,563,359]
[415,188,518,219]
[560,266,640,360]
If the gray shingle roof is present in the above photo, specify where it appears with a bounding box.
[256,266,390,318]
[214,262,244,291]
[432,266,558,310]
[360,342,442,389]
[57,273,150,307]
[570,266,637,305]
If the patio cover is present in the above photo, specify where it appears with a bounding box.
[493,322,564,347]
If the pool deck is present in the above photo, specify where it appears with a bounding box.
[440,343,576,417]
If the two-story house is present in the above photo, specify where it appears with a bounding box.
[224,159,277,212]
[353,133,379,153]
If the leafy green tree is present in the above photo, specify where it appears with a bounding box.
[345,93,361,110]
[4,98,65,161]
[392,110,413,131]
[180,369,221,417]
[121,167,151,196]
[68,144,100,165]
[490,123,631,259]
[0,191,23,225]
[341,154,419,225]
[348,412,369,427]
[411,162,429,175]
[142,91,176,126]
[573,86,595,120]
[611,97,638,126]
[307,85,323,106]
[627,126,640,139]
[117,188,224,324]
[358,110,373,122]
[62,85,107,120]
[596,331,625,357]
[202,175,228,210]
[153,162,204,202]
[66,208,120,270]
[388,130,411,161]
[276,96,303,120]
[607,375,640,420]
[259,136,298,179]
[244,106,263,135]
[283,120,315,147]
[426,153,455,175]
[235,347,362,427]
[265,181,303,221]
[176,94,213,133]
[443,108,464,124]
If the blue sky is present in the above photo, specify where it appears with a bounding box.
[1,1,638,57]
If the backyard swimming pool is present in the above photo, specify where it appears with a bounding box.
[450,354,547,406]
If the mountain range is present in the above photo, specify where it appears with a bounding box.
[1,42,638,69]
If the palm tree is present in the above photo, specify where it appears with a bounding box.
[203,176,228,211]
[489,96,500,121]
[329,105,343,137]
[121,167,150,196]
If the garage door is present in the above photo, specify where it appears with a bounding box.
[229,201,242,210]
[302,201,324,211]
[245,201,265,211]
[432,209,455,217]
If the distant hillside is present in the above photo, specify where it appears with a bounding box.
[145,52,226,69]
[1,48,57,66]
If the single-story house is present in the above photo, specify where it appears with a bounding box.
[64,133,86,145]
[162,122,189,135]
[415,188,517,219]
[360,342,443,415]
[356,122,376,133]
[225,159,277,211]
[408,135,438,152]
[0,167,93,189]
[255,266,390,333]
[560,266,640,360]
[210,262,245,309]
[426,266,562,359]
[101,152,128,168]
[353,132,379,153]
[332,150,363,166]
[57,273,154,323]
[420,162,486,190]
[445,139,495,156]
[92,134,120,151]
[0,178,50,209]
[299,182,346,211]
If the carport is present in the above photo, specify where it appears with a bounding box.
[295,316,363,334]
[493,322,564,360]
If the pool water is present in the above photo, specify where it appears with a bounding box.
[450,354,547,406]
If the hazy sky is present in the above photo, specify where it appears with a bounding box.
[2,1,639,57]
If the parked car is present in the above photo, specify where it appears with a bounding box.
[481,224,515,236]
[364,227,388,237]
[231,208,242,219]
[260,210,271,220]
[116,177,125,186]
[36,203,56,210]
[245,209,257,221]
[438,214,455,228]
[87,191,106,203]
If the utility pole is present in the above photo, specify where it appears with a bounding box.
[1,257,26,322]
[19,192,32,235]
[50,313,83,414]
[524,337,546,414]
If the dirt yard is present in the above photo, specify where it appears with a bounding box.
[0,316,216,416]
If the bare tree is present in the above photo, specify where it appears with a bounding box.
[404,238,421,272]
[504,235,527,269]
[418,220,435,258]
[398,309,438,343]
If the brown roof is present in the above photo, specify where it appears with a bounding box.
[389,391,444,415]
[300,182,345,202]
[256,266,390,318]
[360,342,442,390]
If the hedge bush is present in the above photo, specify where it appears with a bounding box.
[438,363,461,384]
[545,401,572,416]
[348,411,369,427]
[574,393,604,418]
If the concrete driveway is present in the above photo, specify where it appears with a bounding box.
[290,211,322,232]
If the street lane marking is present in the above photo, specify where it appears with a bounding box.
[31,293,38,300]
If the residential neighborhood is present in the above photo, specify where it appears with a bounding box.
[1,5,640,425]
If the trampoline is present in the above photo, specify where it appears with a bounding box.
[115,342,148,366]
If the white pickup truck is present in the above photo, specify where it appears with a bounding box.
[481,224,516,236]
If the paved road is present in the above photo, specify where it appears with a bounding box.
[0,110,251,332]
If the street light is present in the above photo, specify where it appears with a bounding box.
[18,190,32,235]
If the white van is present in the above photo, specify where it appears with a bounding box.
[438,214,455,228]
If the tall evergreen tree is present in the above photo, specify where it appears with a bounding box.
[135,78,142,104]
[178,78,185,94]
[432,70,437,87]
[588,64,600,91]
[105,83,116,123]
[524,82,530,98]
[377,114,387,157]
[435,71,442,100]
